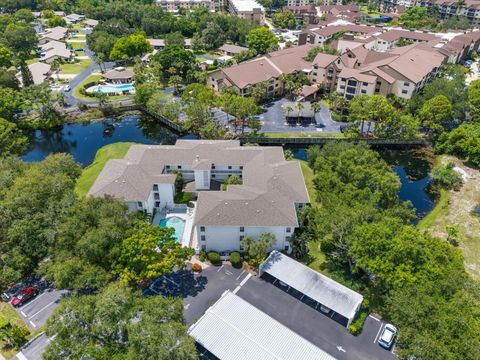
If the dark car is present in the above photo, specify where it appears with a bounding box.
[11,287,38,307]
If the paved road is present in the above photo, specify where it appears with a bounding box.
[14,288,67,330]
[236,276,396,360]
[15,333,50,360]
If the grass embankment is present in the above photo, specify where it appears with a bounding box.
[59,59,90,74]
[73,74,102,100]
[419,156,480,280]
[264,132,346,138]
[0,302,31,359]
[75,142,135,197]
[297,160,329,274]
[68,41,86,56]
[360,6,381,17]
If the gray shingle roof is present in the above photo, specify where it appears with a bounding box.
[89,140,309,226]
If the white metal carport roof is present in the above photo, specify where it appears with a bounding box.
[188,290,337,360]
[259,251,363,322]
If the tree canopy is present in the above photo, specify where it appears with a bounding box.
[246,27,278,54]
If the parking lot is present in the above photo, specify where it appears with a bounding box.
[15,333,51,360]
[143,263,251,325]
[259,98,346,134]
[147,263,396,360]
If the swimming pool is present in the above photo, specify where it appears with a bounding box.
[86,84,135,94]
[159,216,185,242]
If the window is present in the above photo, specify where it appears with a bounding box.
[404,81,410,87]
[347,79,357,86]
[200,235,206,241]
[166,165,170,169]
[402,90,408,94]
[298,204,303,209]
[228,166,232,170]
[200,226,205,232]
[286,227,291,233]
[240,244,244,251]
[339,85,345,89]
[240,166,243,170]
[153,184,158,191]
[212,164,215,169]
[362,82,368,86]
[240,227,244,232]
[201,245,206,251]
[376,81,381,86]
[137,202,143,208]
[240,235,244,241]
[361,89,366,94]
[346,86,356,94]
[212,174,216,178]
[284,245,289,251]
[177,165,182,169]
[154,193,160,200]
[155,201,160,207]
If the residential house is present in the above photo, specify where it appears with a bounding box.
[88,140,309,253]
[39,40,73,63]
[299,24,382,46]
[64,13,85,24]
[39,27,68,45]
[284,0,315,6]
[103,67,134,84]
[218,44,249,56]
[16,62,52,86]
[228,0,266,24]
[84,19,99,28]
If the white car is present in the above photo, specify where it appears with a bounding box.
[378,324,397,349]
[64,85,71,92]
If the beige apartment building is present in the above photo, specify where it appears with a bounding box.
[155,0,218,12]
[228,0,265,24]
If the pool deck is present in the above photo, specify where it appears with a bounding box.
[153,205,195,248]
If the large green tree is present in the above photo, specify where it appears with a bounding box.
[109,33,152,61]
[44,282,197,359]
[246,27,278,54]
[118,221,194,285]
[0,118,28,155]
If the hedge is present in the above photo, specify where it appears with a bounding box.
[230,252,242,268]
[207,251,221,265]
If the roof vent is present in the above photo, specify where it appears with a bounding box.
[256,210,260,213]
[245,202,249,205]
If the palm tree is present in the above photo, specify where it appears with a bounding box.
[285,105,293,123]
[296,102,304,126]
[311,102,321,124]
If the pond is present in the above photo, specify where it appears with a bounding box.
[22,115,178,167]
[289,147,435,221]
[22,115,435,219]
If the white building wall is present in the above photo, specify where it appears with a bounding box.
[157,183,175,208]
[391,79,415,99]
[198,225,293,253]
[194,170,211,190]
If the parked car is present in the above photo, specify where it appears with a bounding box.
[378,323,397,349]
[64,85,71,92]
[11,287,39,307]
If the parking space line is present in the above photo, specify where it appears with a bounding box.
[28,300,56,319]
[217,265,224,273]
[239,273,251,286]
[20,311,27,317]
[29,320,36,328]
[233,286,241,294]
[21,291,48,310]
[163,276,180,287]
[16,352,28,360]
[235,270,245,280]
[374,323,384,344]
[369,314,381,322]
[148,287,160,295]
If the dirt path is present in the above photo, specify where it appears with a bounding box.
[422,156,480,279]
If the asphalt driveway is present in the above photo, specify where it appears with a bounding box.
[236,275,396,360]
[143,263,251,325]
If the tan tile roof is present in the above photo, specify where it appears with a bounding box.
[377,30,437,42]
[312,53,339,67]
[223,57,281,89]
[218,44,249,54]
[338,67,377,83]
[103,68,134,80]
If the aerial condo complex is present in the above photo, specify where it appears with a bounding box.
[1,1,479,359]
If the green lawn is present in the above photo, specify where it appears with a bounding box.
[264,132,346,138]
[59,59,90,74]
[0,302,31,359]
[73,74,102,100]
[75,142,136,197]
[360,6,381,17]
[26,58,40,65]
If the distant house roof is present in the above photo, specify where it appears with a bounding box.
[377,29,437,42]
[84,19,99,27]
[65,13,84,22]
[103,67,134,80]
[188,291,337,360]
[218,44,249,54]
[41,27,68,41]
[17,62,51,85]
[89,140,310,227]
[39,40,72,61]
[338,67,377,83]
[260,251,363,322]
[148,38,165,47]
